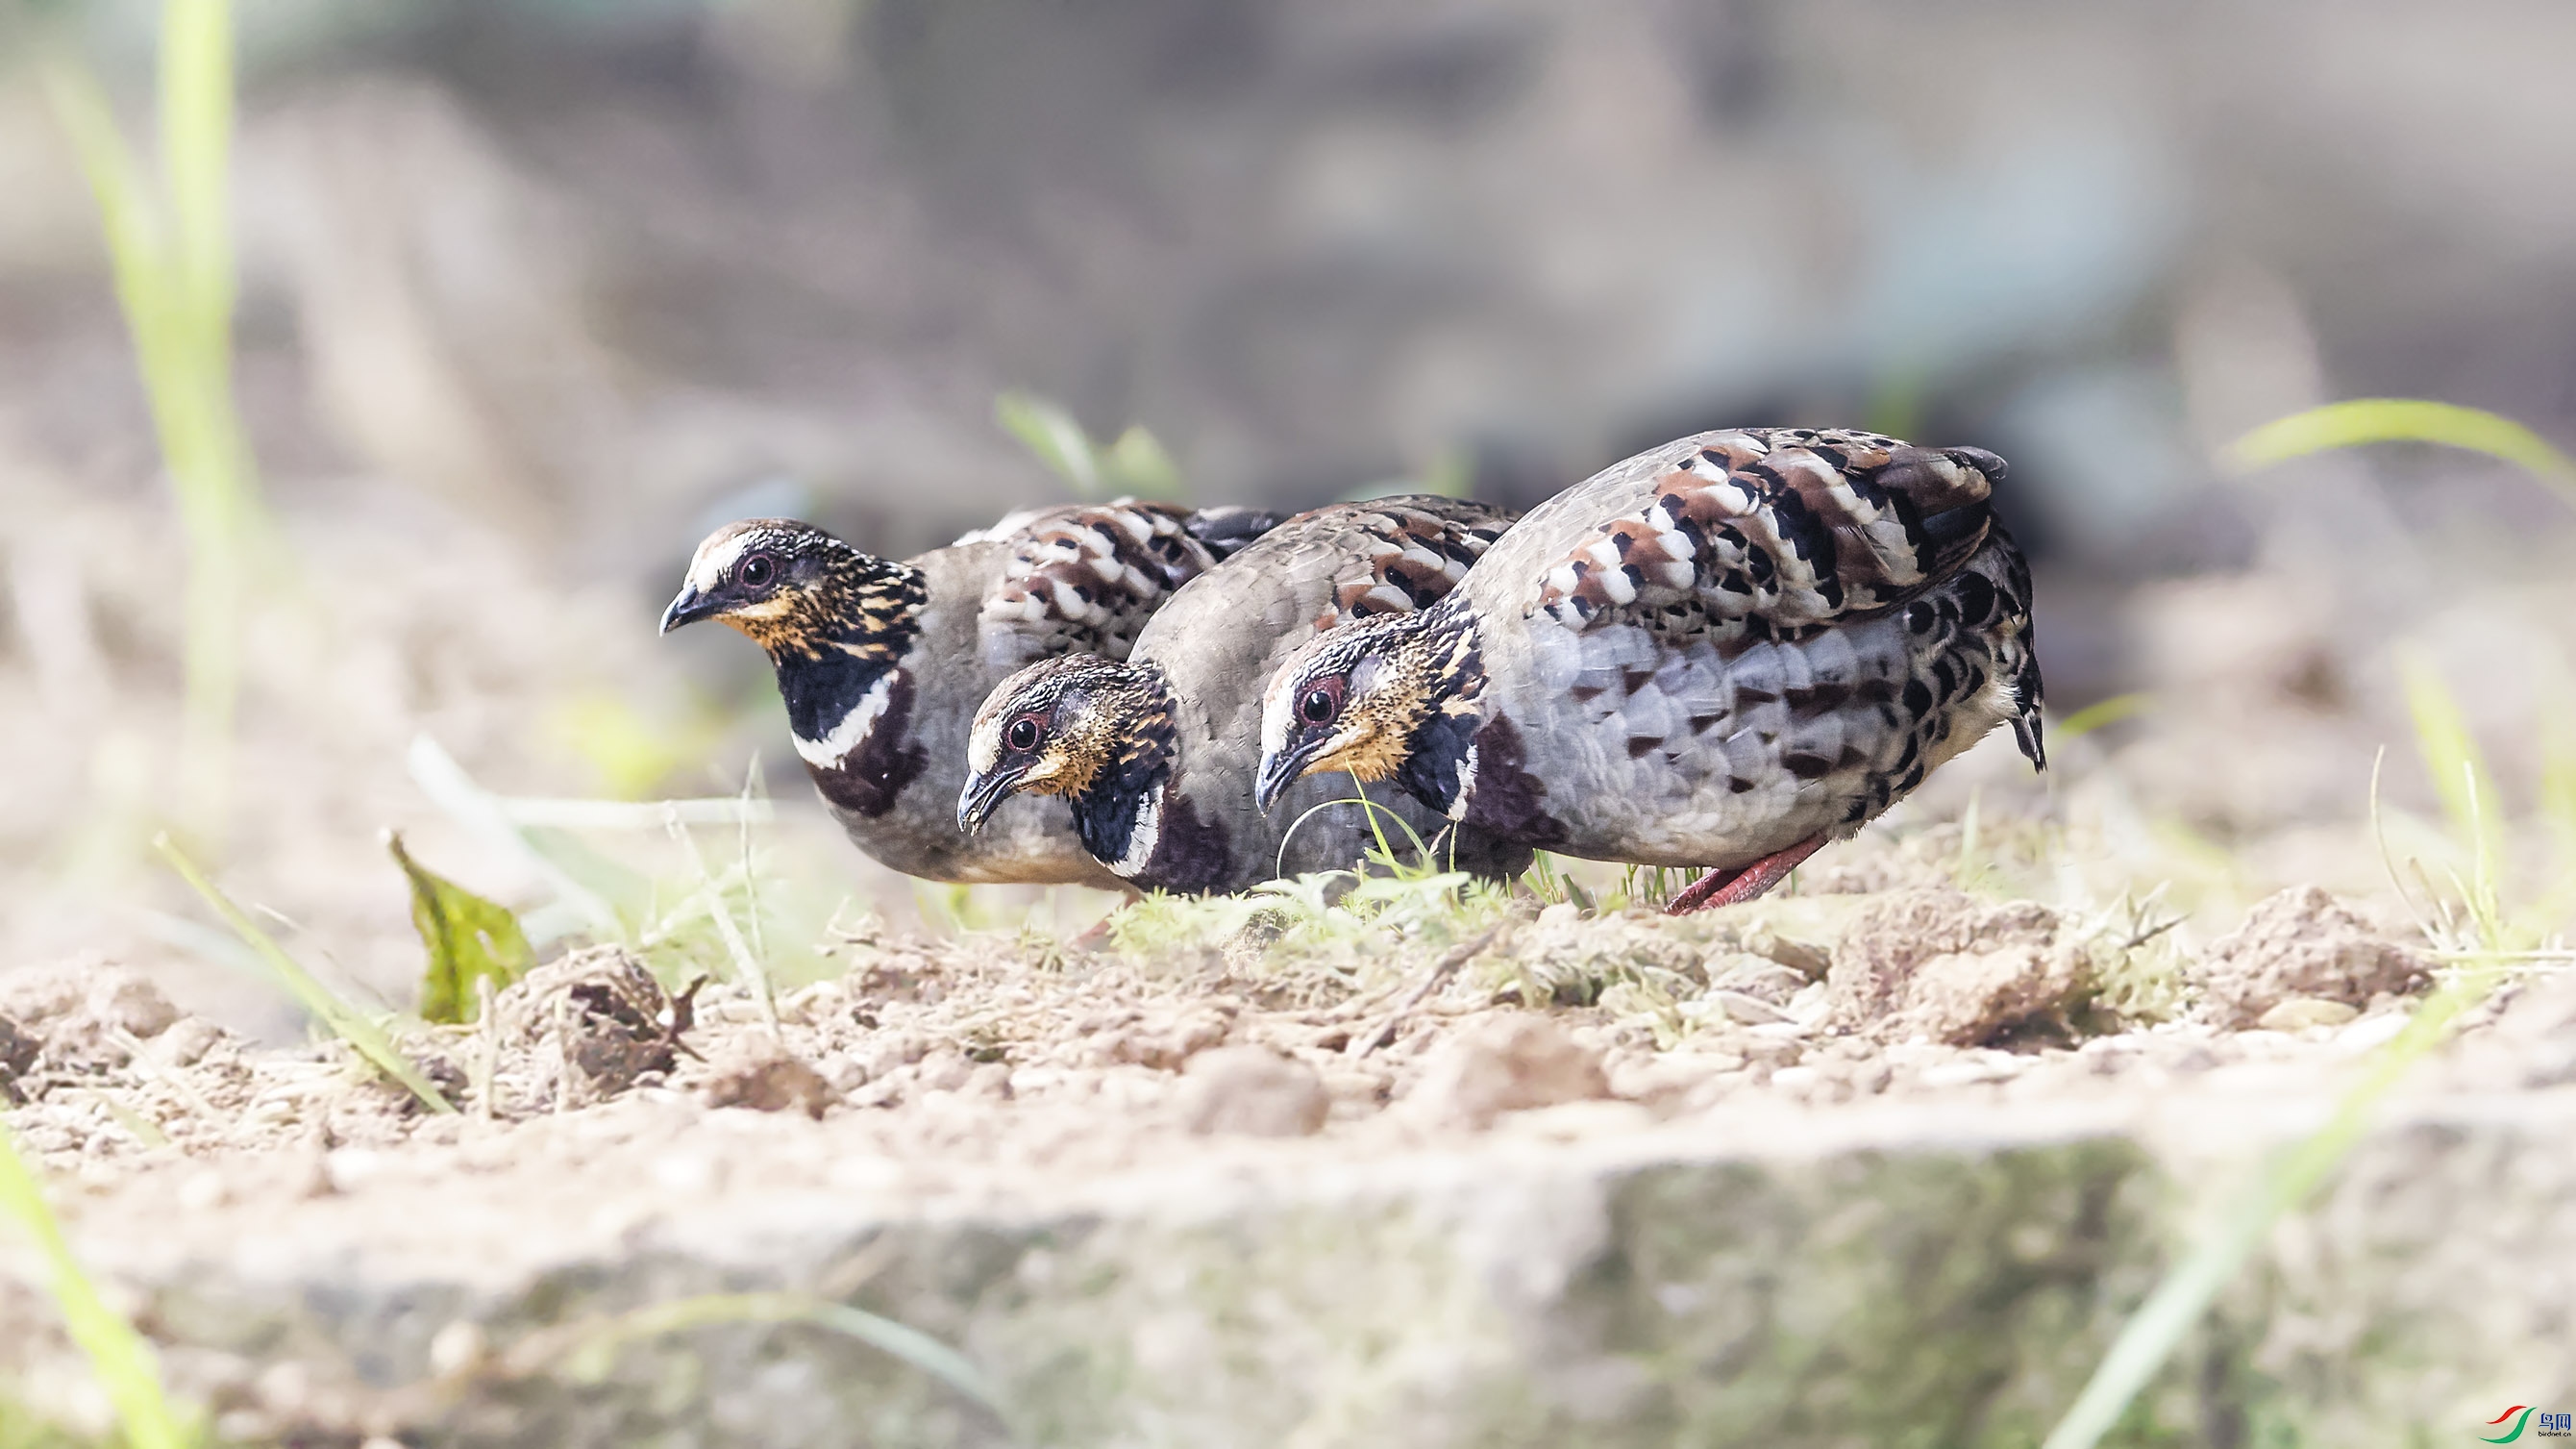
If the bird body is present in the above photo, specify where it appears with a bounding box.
[1256,429,2043,910]
[662,501,1278,887]
[960,496,1529,894]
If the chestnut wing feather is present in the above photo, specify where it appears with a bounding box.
[978,500,1262,667]
[1532,428,2003,648]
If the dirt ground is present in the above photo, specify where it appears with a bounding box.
[15,839,2564,1439]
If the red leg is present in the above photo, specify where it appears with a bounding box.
[1664,836,1827,915]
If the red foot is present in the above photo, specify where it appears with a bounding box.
[1664,836,1827,915]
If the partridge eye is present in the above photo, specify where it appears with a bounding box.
[1006,716,1040,752]
[738,554,776,587]
[1300,687,1338,725]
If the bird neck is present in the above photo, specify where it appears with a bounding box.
[1389,603,1487,816]
[1063,670,1180,874]
[776,649,901,754]
[762,555,926,745]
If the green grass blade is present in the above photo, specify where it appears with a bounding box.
[2396,646,2507,897]
[156,834,457,1112]
[2224,398,2576,513]
[161,0,236,346]
[45,13,263,830]
[1103,424,1184,500]
[0,1124,196,1449]
[37,59,171,358]
[536,1291,1010,1426]
[2051,691,2150,743]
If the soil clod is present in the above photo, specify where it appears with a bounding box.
[1406,1013,1609,1128]
[1825,889,2093,1047]
[1179,1046,1329,1137]
[2192,886,2431,1029]
[703,1054,836,1119]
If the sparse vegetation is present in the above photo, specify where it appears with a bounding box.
[40,0,263,834]
[0,1125,197,1449]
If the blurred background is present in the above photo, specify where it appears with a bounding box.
[3,0,2574,1034]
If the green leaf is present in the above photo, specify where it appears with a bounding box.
[1102,423,1185,499]
[2224,398,2576,514]
[389,832,534,1025]
[994,390,1104,494]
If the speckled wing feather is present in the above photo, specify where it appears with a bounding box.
[1315,498,1513,630]
[1533,428,2002,641]
[978,500,1261,668]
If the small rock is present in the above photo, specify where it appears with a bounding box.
[1740,1034,1804,1068]
[1703,989,1789,1025]
[2334,1012,2412,1056]
[88,973,179,1037]
[2255,996,2361,1033]
[1177,1047,1329,1137]
[2193,886,2431,1029]
[912,1049,976,1093]
[1918,1057,2025,1089]
[324,1147,388,1194]
[154,1016,225,1068]
[1702,953,1810,1005]
[1406,1014,1609,1128]
[702,1055,834,1119]
[1768,1064,1822,1093]
[1740,930,1832,980]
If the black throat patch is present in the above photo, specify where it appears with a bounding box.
[1389,603,1489,815]
[1063,674,1181,870]
[764,558,929,819]
[802,668,930,819]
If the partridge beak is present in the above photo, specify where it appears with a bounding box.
[1254,741,1319,815]
[956,765,1023,835]
[659,584,718,636]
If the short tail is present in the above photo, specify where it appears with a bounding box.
[2011,632,2047,772]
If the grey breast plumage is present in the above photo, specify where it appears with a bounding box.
[1137,495,1525,890]
[1460,428,2043,867]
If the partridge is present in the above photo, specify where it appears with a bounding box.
[660,501,1279,886]
[1253,428,2043,912]
[955,497,1532,894]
